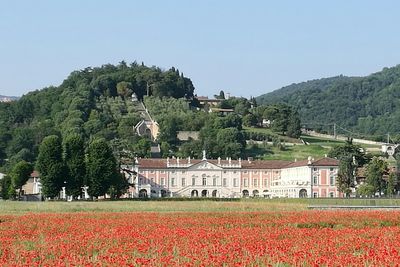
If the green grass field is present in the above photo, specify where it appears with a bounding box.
[246,142,329,161]
[2,198,400,214]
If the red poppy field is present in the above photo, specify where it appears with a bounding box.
[1,209,400,266]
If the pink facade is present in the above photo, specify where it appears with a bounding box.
[132,157,340,198]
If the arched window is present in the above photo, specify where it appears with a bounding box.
[299,189,307,198]
[201,190,208,197]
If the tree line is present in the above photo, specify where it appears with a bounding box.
[1,135,128,200]
[328,139,400,197]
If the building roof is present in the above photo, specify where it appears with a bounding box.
[137,157,338,170]
[31,171,40,177]
[311,157,339,166]
[285,157,339,168]
[241,160,291,169]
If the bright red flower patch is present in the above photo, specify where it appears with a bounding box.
[1,211,400,266]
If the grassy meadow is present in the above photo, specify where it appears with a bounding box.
[2,198,400,214]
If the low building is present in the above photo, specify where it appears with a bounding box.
[21,171,41,195]
[196,96,223,107]
[209,108,235,116]
[133,153,341,198]
[177,131,200,141]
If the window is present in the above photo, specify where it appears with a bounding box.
[182,171,186,174]
[171,178,176,187]
[161,178,165,186]
[139,177,143,184]
[223,178,227,187]
[150,170,155,174]
[233,171,237,174]
[150,178,154,185]
[160,170,165,174]
[213,178,217,186]
[253,179,258,187]
[254,171,258,174]
[243,178,248,187]
[313,176,318,185]
[233,178,238,187]
[313,192,318,198]
[330,176,335,186]
[223,171,227,173]
[329,192,334,198]
[192,178,195,186]
[182,178,186,187]
[313,168,317,171]
[244,171,248,174]
[202,177,207,186]
[263,179,267,187]
[330,168,334,172]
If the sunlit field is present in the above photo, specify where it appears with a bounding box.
[2,200,400,266]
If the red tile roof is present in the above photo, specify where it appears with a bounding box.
[285,157,339,168]
[31,171,40,177]
[137,157,338,170]
[241,160,291,169]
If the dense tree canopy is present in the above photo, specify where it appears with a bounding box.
[256,65,400,139]
[0,62,195,172]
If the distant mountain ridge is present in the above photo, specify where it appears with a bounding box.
[256,65,400,139]
[0,95,19,102]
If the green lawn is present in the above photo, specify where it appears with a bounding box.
[243,126,302,144]
[301,135,345,146]
[246,143,330,161]
[1,198,400,214]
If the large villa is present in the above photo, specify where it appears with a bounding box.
[132,152,342,199]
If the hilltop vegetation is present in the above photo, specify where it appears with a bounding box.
[256,65,400,140]
[0,60,306,179]
[0,62,195,171]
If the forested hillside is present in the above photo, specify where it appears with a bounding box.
[256,65,400,140]
[0,62,195,171]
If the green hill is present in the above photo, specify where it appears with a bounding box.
[256,65,400,140]
[0,62,195,170]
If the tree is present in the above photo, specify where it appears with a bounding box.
[328,139,371,166]
[36,135,66,199]
[10,160,33,200]
[0,175,12,200]
[386,172,397,197]
[216,128,245,159]
[116,81,133,99]
[64,134,86,198]
[108,173,129,199]
[329,139,371,197]
[365,157,388,196]
[243,113,258,127]
[336,155,355,197]
[86,138,118,198]
[214,90,225,99]
[133,137,151,158]
[286,110,301,138]
[356,184,375,197]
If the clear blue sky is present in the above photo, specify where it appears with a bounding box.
[1,0,400,98]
